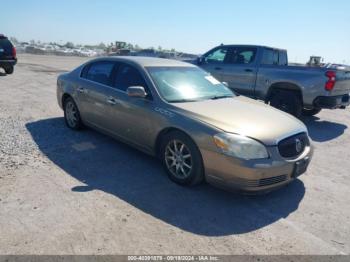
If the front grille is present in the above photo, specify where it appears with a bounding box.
[278,133,309,158]
[259,175,288,187]
[230,175,288,188]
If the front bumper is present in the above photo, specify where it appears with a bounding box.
[313,94,350,109]
[202,144,313,194]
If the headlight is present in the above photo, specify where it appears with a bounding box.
[213,133,269,160]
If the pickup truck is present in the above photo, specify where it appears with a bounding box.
[195,45,350,117]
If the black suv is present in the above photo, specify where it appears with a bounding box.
[0,34,17,74]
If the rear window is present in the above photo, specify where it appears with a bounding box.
[261,49,279,65]
[0,39,13,50]
[81,61,115,86]
[279,51,288,66]
[227,47,257,64]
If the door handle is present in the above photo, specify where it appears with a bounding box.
[107,97,117,105]
[215,67,222,70]
[245,69,253,72]
[77,87,85,93]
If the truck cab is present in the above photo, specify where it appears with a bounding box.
[197,45,350,118]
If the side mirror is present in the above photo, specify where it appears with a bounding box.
[197,56,205,65]
[127,86,147,98]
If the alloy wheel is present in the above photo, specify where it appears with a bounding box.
[65,101,78,128]
[164,140,193,179]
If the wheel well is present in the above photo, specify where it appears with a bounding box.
[62,93,72,107]
[265,82,302,103]
[154,127,191,158]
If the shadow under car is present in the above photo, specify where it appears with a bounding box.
[26,117,306,236]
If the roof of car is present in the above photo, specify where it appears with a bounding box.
[93,56,196,68]
[219,44,286,51]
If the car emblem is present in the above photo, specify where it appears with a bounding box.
[295,138,303,153]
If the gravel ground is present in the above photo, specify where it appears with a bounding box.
[0,54,349,255]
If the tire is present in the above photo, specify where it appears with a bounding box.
[160,130,204,186]
[5,66,14,74]
[302,107,322,116]
[269,90,302,118]
[63,97,83,130]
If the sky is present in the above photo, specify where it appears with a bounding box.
[1,0,349,63]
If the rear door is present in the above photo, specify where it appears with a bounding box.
[199,46,230,82]
[77,60,116,128]
[220,46,258,97]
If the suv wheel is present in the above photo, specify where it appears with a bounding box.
[64,97,83,130]
[5,66,14,74]
[269,90,302,118]
[160,131,204,186]
[302,107,322,116]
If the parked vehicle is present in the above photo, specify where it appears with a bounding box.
[0,34,17,74]
[57,57,312,193]
[196,45,350,117]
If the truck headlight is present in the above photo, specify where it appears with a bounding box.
[213,133,269,160]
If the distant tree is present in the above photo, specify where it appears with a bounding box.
[158,46,162,51]
[134,44,141,50]
[65,42,75,49]
[98,42,106,50]
[30,39,36,45]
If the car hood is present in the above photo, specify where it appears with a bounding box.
[172,96,307,145]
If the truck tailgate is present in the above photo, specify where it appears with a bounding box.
[332,70,350,96]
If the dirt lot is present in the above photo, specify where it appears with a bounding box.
[0,54,349,255]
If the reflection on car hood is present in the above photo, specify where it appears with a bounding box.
[172,96,307,145]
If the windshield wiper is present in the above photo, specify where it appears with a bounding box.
[168,98,201,103]
[210,95,233,100]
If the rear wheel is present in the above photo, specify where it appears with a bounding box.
[269,90,302,118]
[160,131,204,186]
[302,107,322,116]
[5,66,14,74]
[64,97,83,130]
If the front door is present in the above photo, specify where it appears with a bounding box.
[104,62,154,150]
[199,46,230,82]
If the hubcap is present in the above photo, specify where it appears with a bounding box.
[165,140,192,179]
[65,101,78,127]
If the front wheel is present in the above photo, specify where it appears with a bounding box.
[302,108,322,116]
[160,131,204,186]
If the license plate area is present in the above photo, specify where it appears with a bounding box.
[293,157,309,178]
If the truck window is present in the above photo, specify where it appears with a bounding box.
[279,51,288,66]
[227,47,257,64]
[204,47,229,64]
[262,49,279,65]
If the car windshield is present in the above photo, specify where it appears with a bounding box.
[147,67,234,103]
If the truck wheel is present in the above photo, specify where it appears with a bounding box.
[269,90,302,118]
[302,108,322,116]
[160,130,204,186]
[5,66,14,74]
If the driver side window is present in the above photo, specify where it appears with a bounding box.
[204,47,229,64]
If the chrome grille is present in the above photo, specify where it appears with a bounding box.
[278,133,309,158]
